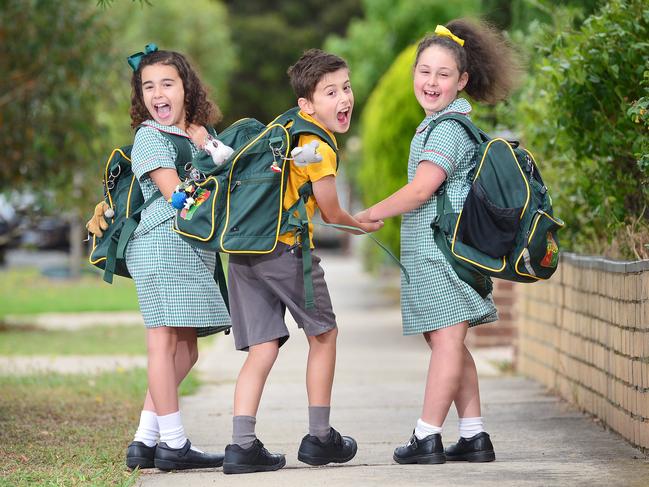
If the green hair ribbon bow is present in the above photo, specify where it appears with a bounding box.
[127,43,159,72]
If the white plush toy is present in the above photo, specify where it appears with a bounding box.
[291,140,323,166]
[204,135,235,166]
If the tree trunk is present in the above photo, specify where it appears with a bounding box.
[68,213,83,279]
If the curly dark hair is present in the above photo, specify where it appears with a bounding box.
[129,50,222,128]
[415,19,523,104]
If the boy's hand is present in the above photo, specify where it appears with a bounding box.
[187,124,209,148]
[85,201,113,238]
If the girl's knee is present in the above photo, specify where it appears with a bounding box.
[147,327,178,355]
[189,344,199,366]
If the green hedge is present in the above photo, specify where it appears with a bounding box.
[358,45,420,268]
[513,0,649,259]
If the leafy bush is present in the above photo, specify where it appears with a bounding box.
[358,45,421,268]
[513,0,649,259]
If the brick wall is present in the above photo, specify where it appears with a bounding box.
[467,279,518,348]
[517,253,649,452]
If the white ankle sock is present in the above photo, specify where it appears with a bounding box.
[133,410,159,447]
[157,411,188,449]
[459,416,484,439]
[414,418,442,440]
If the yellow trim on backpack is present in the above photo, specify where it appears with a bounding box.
[172,176,221,241]
[448,138,531,274]
[219,123,291,254]
[89,147,130,266]
[450,209,507,272]
[513,210,565,280]
[473,138,530,220]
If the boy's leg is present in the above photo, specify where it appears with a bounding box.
[306,327,337,411]
[224,253,290,474]
[225,339,287,474]
[233,339,280,445]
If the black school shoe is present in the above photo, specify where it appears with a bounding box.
[297,427,358,466]
[393,432,446,464]
[153,440,224,471]
[126,441,156,470]
[445,431,496,462]
[222,439,286,474]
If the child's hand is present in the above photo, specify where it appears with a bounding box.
[358,220,384,233]
[187,124,209,148]
[354,209,374,223]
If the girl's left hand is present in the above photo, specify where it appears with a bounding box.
[354,209,374,223]
[187,124,208,148]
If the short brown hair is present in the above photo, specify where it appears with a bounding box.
[287,49,349,100]
[130,50,222,128]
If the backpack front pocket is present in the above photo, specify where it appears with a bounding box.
[220,174,284,253]
[456,182,523,258]
[514,209,564,280]
[173,176,224,249]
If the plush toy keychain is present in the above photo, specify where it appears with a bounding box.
[291,140,323,166]
[269,140,323,173]
[204,135,234,166]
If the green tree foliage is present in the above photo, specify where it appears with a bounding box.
[100,0,234,142]
[513,0,649,259]
[325,0,480,113]
[358,45,422,265]
[222,0,362,125]
[0,0,113,210]
[481,0,602,30]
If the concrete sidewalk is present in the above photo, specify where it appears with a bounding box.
[139,252,649,487]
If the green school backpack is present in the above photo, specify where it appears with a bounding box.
[429,114,565,298]
[172,107,339,309]
[88,127,227,294]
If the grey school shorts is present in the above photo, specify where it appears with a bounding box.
[228,242,337,351]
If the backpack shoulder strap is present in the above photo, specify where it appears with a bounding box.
[135,124,194,173]
[274,107,339,156]
[425,113,485,146]
[158,131,193,171]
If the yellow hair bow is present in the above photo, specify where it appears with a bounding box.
[434,25,464,47]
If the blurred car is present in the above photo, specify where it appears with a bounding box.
[21,217,71,250]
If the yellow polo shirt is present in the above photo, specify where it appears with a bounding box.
[278,111,338,247]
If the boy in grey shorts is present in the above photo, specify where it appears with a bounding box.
[222,49,383,475]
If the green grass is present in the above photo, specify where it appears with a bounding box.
[0,324,147,355]
[0,369,200,486]
[0,323,217,356]
[0,268,139,317]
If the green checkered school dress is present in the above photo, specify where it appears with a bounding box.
[400,98,498,335]
[125,121,230,337]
